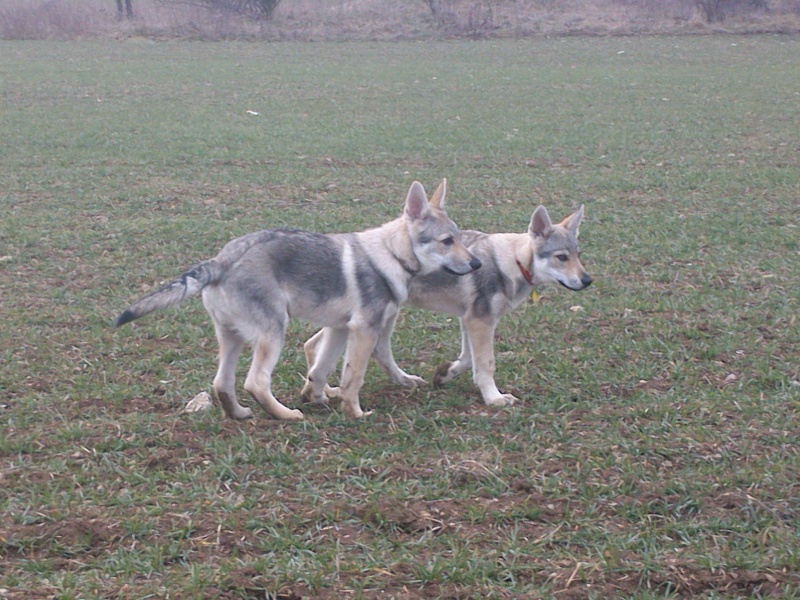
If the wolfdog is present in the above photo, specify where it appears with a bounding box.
[303,204,591,408]
[115,180,481,420]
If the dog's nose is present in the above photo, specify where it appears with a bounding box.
[581,274,593,288]
[470,257,482,271]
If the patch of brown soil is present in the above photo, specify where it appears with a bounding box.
[357,498,447,534]
[216,567,307,599]
[544,565,797,599]
[3,514,121,558]
[601,374,673,399]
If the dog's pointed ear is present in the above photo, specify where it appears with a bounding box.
[529,205,553,238]
[429,178,447,210]
[404,181,430,221]
[561,204,584,236]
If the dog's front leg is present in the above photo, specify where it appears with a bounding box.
[461,316,517,407]
[301,327,348,403]
[338,327,379,418]
[373,314,425,388]
[433,318,473,388]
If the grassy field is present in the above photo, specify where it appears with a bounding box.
[1,36,799,599]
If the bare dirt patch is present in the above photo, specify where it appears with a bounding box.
[3,513,122,559]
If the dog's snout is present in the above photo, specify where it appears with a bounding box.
[581,274,593,288]
[470,257,482,271]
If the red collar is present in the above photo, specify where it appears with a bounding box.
[516,260,534,285]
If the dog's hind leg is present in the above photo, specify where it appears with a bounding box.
[212,324,253,420]
[433,320,473,388]
[301,327,348,403]
[373,315,425,388]
[462,316,517,407]
[244,334,304,420]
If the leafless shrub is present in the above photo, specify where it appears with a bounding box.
[424,0,498,35]
[0,0,109,39]
[165,0,282,21]
[696,0,723,22]
[695,0,771,23]
[1,0,798,40]
[615,0,696,19]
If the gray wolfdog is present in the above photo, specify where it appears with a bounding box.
[303,204,591,408]
[115,180,481,420]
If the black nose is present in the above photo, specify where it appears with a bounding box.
[581,274,593,287]
[470,257,482,271]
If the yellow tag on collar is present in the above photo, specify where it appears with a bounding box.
[531,290,539,303]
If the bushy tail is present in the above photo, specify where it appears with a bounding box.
[114,260,223,327]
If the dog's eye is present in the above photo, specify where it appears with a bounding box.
[441,237,455,246]
[556,254,569,263]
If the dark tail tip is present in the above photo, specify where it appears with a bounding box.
[114,309,135,327]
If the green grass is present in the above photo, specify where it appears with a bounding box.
[2,35,799,599]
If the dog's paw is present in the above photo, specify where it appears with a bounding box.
[265,400,305,420]
[216,391,253,420]
[301,382,338,405]
[485,393,517,407]
[395,373,426,388]
[433,362,455,387]
[278,408,304,420]
[324,385,342,398]
[342,402,373,419]
[231,406,254,420]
